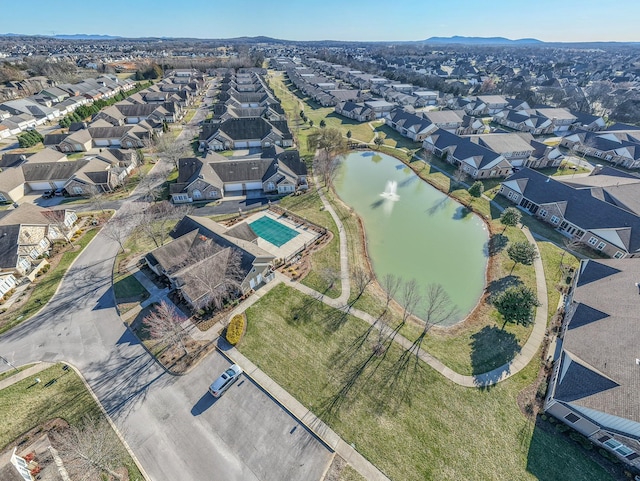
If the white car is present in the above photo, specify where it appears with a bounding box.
[209,364,243,397]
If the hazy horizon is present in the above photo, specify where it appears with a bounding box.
[1,0,638,43]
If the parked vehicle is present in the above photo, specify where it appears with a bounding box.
[54,188,66,197]
[41,190,54,199]
[209,364,243,397]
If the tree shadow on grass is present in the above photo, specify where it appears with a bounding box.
[486,275,523,304]
[470,325,521,380]
[485,233,508,257]
[490,199,505,221]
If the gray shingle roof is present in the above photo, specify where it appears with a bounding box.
[554,259,640,423]
[0,225,20,269]
[506,168,640,252]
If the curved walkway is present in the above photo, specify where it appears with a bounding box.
[289,150,550,387]
[314,179,350,305]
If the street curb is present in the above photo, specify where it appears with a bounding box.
[25,214,111,325]
[1,361,152,481]
[63,361,153,481]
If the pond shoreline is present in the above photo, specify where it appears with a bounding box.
[334,151,489,327]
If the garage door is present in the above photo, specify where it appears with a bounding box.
[95,139,109,147]
[234,141,248,148]
[245,182,262,190]
[248,140,261,147]
[225,183,243,192]
[28,181,52,191]
[53,181,66,188]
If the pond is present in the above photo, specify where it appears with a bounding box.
[334,151,489,326]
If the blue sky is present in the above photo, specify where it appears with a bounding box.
[1,0,638,42]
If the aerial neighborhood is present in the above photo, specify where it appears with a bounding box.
[1,10,640,481]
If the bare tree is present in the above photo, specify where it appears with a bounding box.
[50,415,126,481]
[143,300,189,355]
[102,209,140,253]
[178,243,244,311]
[318,266,340,293]
[404,284,456,359]
[138,200,191,248]
[307,127,348,189]
[136,169,165,202]
[349,266,373,307]
[381,273,401,315]
[453,164,468,185]
[156,135,191,169]
[87,185,107,214]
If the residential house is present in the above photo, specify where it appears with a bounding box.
[334,101,375,122]
[385,109,437,142]
[545,258,640,470]
[145,215,275,308]
[499,167,640,257]
[198,117,293,152]
[363,100,395,119]
[423,129,513,178]
[171,148,307,203]
[468,133,536,167]
[0,203,78,278]
[492,109,555,135]
[560,130,640,169]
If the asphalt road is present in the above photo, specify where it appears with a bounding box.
[0,82,333,481]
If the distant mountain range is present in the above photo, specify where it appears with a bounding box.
[0,33,122,40]
[0,33,637,46]
[422,36,543,45]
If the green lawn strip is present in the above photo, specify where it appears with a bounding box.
[537,241,579,322]
[267,72,373,151]
[279,190,342,298]
[113,273,149,302]
[239,284,612,481]
[183,108,198,124]
[0,229,99,335]
[0,364,143,480]
[0,364,33,382]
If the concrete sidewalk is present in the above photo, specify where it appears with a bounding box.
[0,362,55,391]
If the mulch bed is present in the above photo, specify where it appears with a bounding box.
[156,339,217,374]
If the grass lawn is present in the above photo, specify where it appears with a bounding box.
[279,190,342,298]
[538,161,591,177]
[0,364,143,480]
[0,228,99,335]
[266,72,374,153]
[537,241,579,321]
[239,284,613,481]
[183,108,198,125]
[113,273,149,302]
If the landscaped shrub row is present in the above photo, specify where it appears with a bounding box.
[226,314,246,345]
[17,130,44,147]
[58,81,152,128]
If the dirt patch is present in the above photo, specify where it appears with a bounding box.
[2,418,69,453]
[323,455,348,481]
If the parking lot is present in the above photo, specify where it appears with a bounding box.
[117,349,334,481]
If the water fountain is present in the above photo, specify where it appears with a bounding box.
[380,180,399,201]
